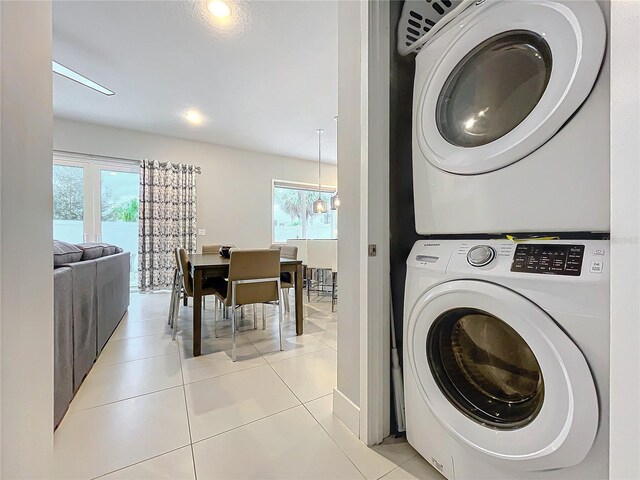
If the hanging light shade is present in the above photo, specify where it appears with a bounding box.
[330,192,340,210]
[330,115,340,210]
[313,197,328,214]
[313,128,328,214]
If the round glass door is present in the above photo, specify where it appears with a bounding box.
[427,307,544,429]
[436,30,552,148]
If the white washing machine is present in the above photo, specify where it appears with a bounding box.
[409,0,609,234]
[403,239,609,479]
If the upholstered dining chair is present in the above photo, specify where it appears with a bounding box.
[200,244,224,311]
[169,247,218,340]
[211,249,284,362]
[306,239,338,311]
[269,244,298,312]
[202,244,223,254]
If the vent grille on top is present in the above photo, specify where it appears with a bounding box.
[397,0,469,56]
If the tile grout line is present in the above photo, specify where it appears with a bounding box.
[264,348,366,479]
[176,326,199,480]
[68,382,183,415]
[100,295,339,478]
[258,307,369,480]
[90,445,191,480]
[83,300,188,480]
[97,347,180,369]
[261,345,333,366]
[190,403,302,447]
[375,450,422,480]
[298,390,368,479]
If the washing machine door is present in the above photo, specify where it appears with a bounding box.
[406,280,598,471]
[415,0,606,174]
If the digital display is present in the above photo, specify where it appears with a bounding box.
[510,244,584,276]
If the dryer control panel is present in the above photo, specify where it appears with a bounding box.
[510,244,585,276]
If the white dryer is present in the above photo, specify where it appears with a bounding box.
[403,239,609,479]
[409,0,609,234]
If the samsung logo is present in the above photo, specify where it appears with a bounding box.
[423,243,440,247]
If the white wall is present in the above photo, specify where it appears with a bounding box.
[1,1,54,477]
[609,1,640,477]
[53,118,337,250]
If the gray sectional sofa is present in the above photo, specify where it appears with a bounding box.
[53,241,131,428]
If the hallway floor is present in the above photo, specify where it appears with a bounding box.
[53,292,442,480]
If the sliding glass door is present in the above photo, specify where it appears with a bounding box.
[53,154,140,286]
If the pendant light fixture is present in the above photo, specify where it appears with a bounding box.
[313,128,328,214]
[330,115,340,210]
[330,193,341,210]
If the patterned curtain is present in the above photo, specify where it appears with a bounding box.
[138,159,198,291]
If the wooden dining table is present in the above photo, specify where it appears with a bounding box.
[187,253,304,357]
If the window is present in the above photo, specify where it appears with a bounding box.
[272,181,337,242]
[53,153,140,286]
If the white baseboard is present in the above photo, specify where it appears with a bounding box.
[333,388,360,437]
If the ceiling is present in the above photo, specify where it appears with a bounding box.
[52,0,338,163]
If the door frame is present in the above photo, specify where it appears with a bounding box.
[360,0,391,445]
[335,0,391,446]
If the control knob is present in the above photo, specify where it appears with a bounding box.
[467,245,496,267]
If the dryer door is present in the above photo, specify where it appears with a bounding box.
[415,0,606,174]
[406,280,598,471]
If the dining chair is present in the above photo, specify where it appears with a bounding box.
[200,244,223,311]
[287,239,308,290]
[306,239,338,311]
[169,247,218,340]
[211,249,284,361]
[269,244,298,312]
[202,244,223,254]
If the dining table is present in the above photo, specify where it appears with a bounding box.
[187,253,304,357]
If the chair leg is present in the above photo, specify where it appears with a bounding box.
[231,285,237,362]
[285,289,291,313]
[213,298,219,339]
[262,304,266,330]
[253,304,257,330]
[171,284,180,341]
[277,285,284,352]
[183,288,188,307]
[332,272,337,313]
[168,269,178,326]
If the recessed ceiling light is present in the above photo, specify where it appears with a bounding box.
[52,61,114,96]
[207,0,231,18]
[183,109,205,125]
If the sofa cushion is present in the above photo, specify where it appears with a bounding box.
[53,240,83,267]
[98,243,117,256]
[77,243,104,260]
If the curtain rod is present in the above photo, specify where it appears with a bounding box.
[54,149,202,174]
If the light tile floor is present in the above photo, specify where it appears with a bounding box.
[54,292,443,480]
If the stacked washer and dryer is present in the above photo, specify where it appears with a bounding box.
[398,0,610,479]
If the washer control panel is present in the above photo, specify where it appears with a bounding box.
[510,244,585,276]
